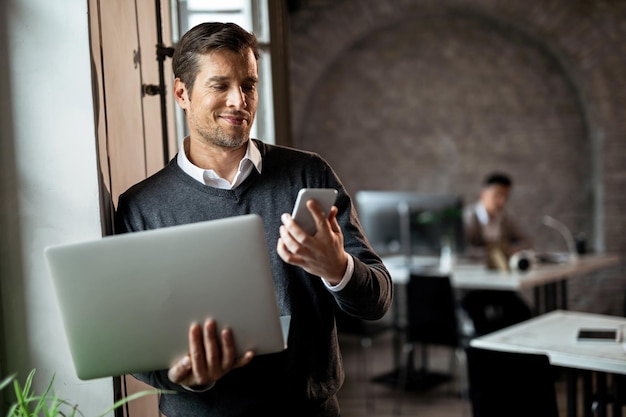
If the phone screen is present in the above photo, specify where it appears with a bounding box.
[291,188,337,235]
[577,329,619,341]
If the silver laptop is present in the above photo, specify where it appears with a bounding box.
[45,214,288,381]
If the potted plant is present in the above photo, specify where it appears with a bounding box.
[0,369,171,416]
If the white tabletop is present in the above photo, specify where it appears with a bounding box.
[383,253,620,291]
[470,310,626,375]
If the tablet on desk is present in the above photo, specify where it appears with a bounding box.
[576,328,622,343]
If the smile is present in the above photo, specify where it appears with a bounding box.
[220,114,248,126]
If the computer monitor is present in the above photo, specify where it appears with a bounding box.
[354,191,465,258]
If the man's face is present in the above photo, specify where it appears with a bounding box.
[480,184,510,217]
[174,48,258,149]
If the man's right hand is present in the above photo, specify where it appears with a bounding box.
[168,318,255,388]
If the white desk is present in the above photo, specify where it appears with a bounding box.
[471,310,626,417]
[470,310,626,374]
[384,253,620,290]
[384,253,620,312]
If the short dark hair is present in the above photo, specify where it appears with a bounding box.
[483,172,512,188]
[172,22,259,96]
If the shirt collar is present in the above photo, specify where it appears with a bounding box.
[177,137,262,187]
[247,139,263,173]
[476,201,505,226]
[475,202,490,225]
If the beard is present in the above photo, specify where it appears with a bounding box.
[198,124,249,149]
[189,109,252,149]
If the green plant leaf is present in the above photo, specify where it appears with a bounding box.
[0,373,16,392]
[22,368,36,397]
[33,373,56,416]
[12,379,29,415]
[7,403,19,417]
[3,369,171,417]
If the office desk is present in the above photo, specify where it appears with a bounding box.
[384,253,620,312]
[378,254,620,396]
[452,253,620,291]
[471,310,626,417]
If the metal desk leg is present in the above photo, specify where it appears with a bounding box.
[560,279,568,310]
[584,371,594,417]
[547,283,554,311]
[534,287,542,315]
[567,368,578,417]
[613,374,624,417]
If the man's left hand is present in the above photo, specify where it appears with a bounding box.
[277,199,348,285]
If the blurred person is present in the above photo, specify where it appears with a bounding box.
[463,171,532,265]
[460,172,533,336]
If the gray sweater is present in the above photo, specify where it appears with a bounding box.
[114,140,393,417]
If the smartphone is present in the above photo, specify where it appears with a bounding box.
[291,188,338,235]
[576,328,621,343]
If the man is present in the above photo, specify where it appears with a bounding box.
[460,172,533,335]
[114,22,392,416]
[463,171,532,262]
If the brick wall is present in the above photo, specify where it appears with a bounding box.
[287,0,626,314]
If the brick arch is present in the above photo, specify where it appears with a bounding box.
[289,0,626,257]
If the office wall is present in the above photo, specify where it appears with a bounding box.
[0,0,112,414]
[288,0,626,314]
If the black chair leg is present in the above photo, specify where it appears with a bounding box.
[584,371,594,417]
[394,343,415,415]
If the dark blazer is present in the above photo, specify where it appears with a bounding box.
[462,202,531,256]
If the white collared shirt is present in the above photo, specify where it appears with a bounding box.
[176,137,353,289]
[475,202,503,243]
[177,137,262,189]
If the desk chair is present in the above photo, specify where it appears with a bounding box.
[460,289,532,336]
[394,273,469,415]
[465,346,559,417]
[335,306,394,413]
